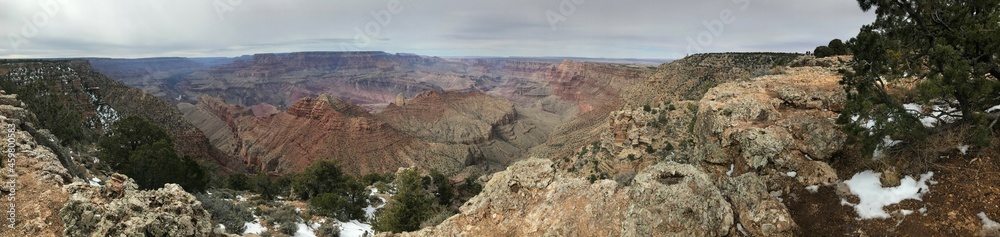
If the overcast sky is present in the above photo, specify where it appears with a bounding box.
[0,0,875,59]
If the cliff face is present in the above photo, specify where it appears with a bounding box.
[181,89,553,176]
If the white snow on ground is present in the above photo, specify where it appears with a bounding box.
[294,222,317,237]
[364,188,387,219]
[842,170,935,219]
[786,171,797,178]
[805,185,820,193]
[919,207,928,215]
[979,212,1000,235]
[236,195,246,202]
[958,145,970,155]
[243,215,267,235]
[339,220,374,237]
[726,164,734,176]
[88,177,101,187]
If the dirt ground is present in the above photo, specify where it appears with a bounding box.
[787,153,1000,236]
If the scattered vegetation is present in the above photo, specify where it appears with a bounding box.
[0,79,93,145]
[813,39,850,58]
[195,192,253,234]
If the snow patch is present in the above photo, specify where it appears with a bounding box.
[978,212,1000,235]
[339,220,374,237]
[293,222,317,237]
[805,185,819,193]
[88,177,101,187]
[236,195,246,202]
[842,170,935,219]
[726,164,734,176]
[786,171,797,178]
[958,145,970,155]
[243,215,267,235]
[918,207,928,215]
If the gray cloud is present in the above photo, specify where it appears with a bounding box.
[1,0,874,59]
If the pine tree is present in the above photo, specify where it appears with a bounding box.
[374,169,433,233]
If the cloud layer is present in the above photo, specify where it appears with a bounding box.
[1,0,874,59]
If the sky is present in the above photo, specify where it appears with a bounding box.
[0,0,875,59]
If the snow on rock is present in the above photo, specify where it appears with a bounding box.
[88,177,101,187]
[978,212,1000,237]
[805,185,819,193]
[236,195,246,202]
[842,170,935,219]
[786,171,797,178]
[726,164,734,176]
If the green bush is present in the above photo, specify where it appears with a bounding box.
[315,221,340,237]
[195,193,253,234]
[266,205,300,236]
[309,193,353,221]
[642,104,651,112]
[226,173,252,191]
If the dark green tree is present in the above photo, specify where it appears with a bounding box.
[293,160,367,220]
[814,46,836,58]
[98,116,207,191]
[292,160,350,199]
[250,173,276,200]
[226,173,252,191]
[374,169,433,233]
[839,0,1000,157]
[829,39,849,55]
[428,170,453,205]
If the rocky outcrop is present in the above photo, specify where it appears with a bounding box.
[723,173,798,236]
[693,65,845,184]
[59,174,214,236]
[384,159,733,237]
[0,93,73,237]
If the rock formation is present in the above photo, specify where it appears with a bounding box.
[59,174,215,236]
[382,159,734,237]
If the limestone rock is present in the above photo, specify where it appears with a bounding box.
[723,173,798,236]
[383,159,733,237]
[59,174,214,237]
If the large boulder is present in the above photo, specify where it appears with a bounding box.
[59,174,215,237]
[723,173,798,236]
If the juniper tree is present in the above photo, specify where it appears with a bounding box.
[838,0,1000,157]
